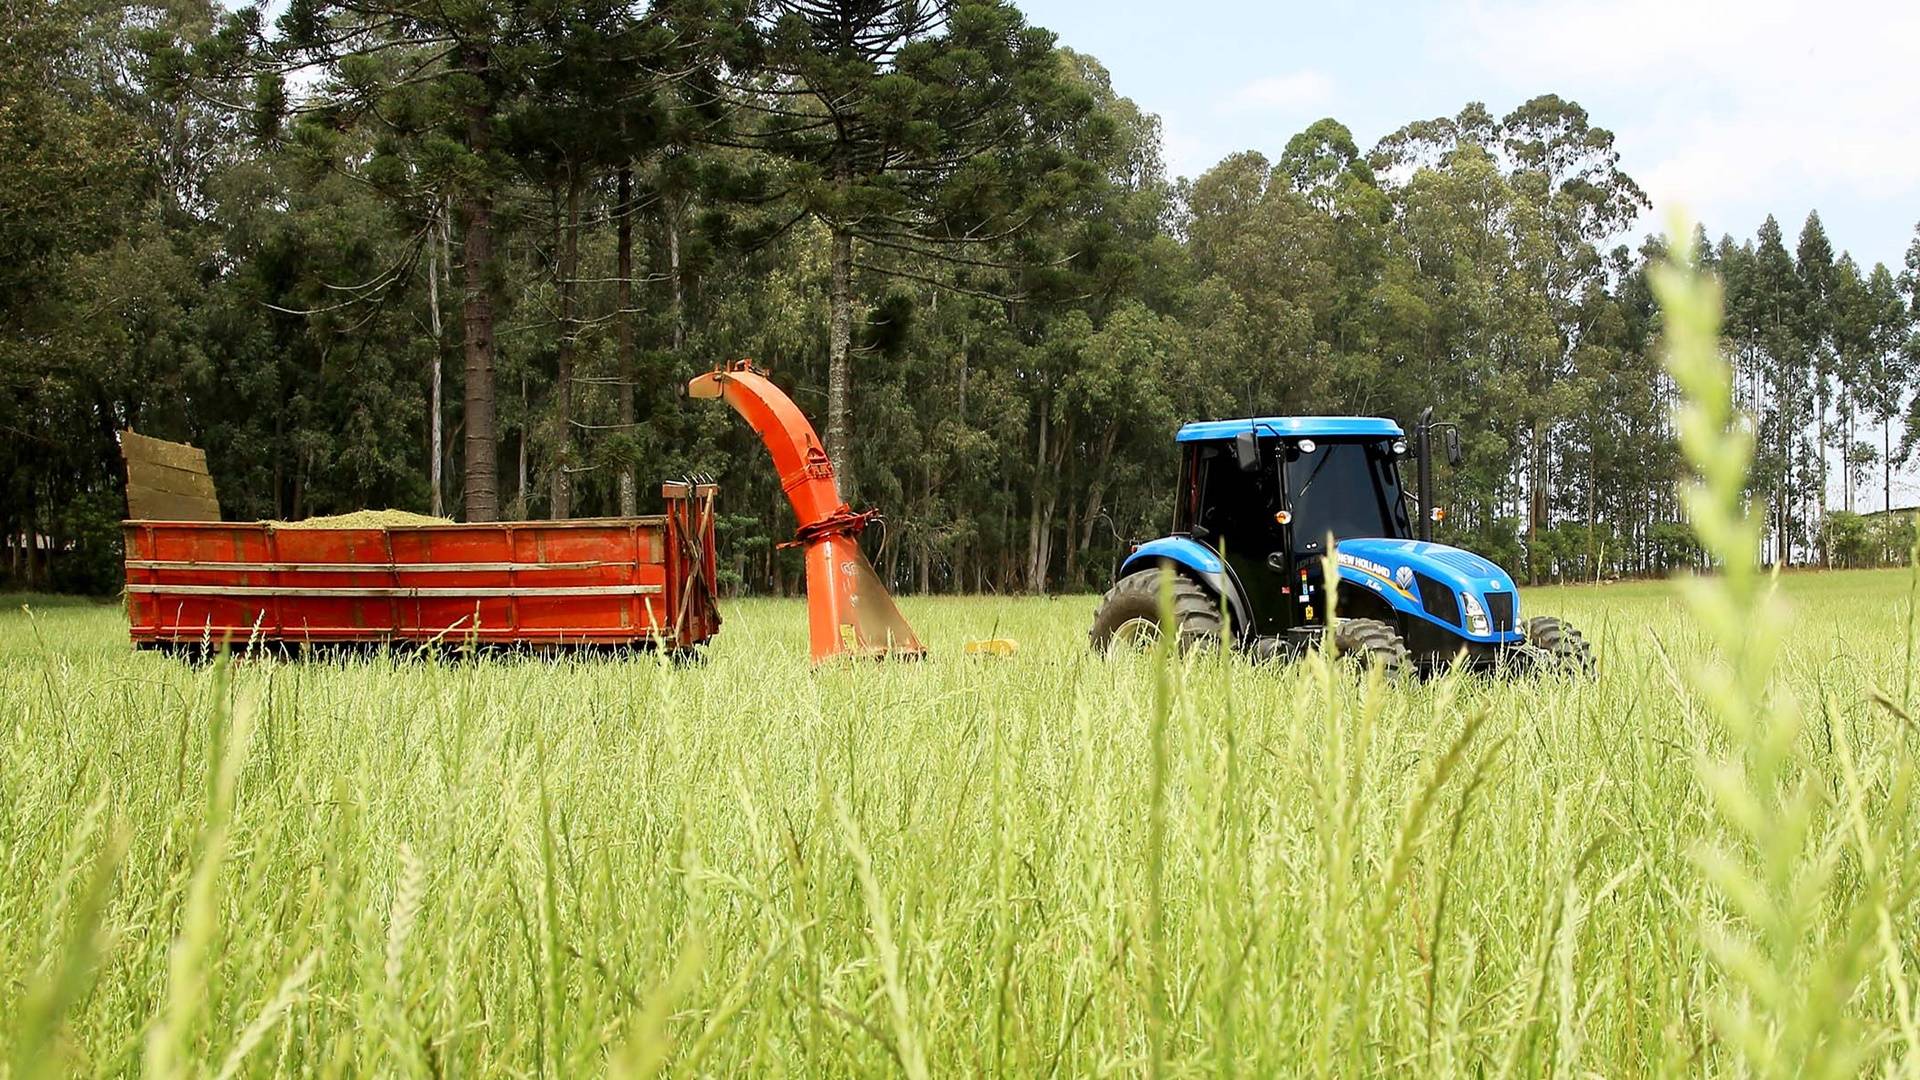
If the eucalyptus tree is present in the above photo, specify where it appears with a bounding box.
[1365,97,1647,576]
[1744,216,1809,561]
[1860,263,1911,515]
[1854,226,1920,525]
[1000,49,1168,590]
[1276,118,1391,383]
[1181,151,1339,411]
[1498,96,1647,559]
[1828,255,1901,514]
[1903,224,1920,504]
[1796,213,1839,552]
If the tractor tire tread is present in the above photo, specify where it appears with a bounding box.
[1524,615,1595,675]
[1332,617,1411,674]
[1089,568,1224,652]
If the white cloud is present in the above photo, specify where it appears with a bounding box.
[1458,0,1920,505]
[1218,70,1335,114]
[1458,0,1920,250]
[1158,114,1228,181]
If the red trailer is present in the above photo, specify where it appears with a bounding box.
[124,482,720,654]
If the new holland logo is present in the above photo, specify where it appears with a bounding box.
[1394,565,1415,589]
[1336,552,1391,579]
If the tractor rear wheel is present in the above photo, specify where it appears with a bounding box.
[1331,618,1411,675]
[1090,569,1224,653]
[1523,615,1594,675]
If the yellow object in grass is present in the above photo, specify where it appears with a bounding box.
[963,638,1018,657]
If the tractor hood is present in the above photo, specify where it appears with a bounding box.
[1334,538,1523,643]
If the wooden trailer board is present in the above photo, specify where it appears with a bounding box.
[120,430,221,522]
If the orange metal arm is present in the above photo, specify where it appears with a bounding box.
[687,363,845,528]
[689,361,924,662]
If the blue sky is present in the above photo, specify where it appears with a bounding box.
[1019,0,1920,274]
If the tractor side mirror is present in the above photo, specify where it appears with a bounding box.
[1444,428,1463,467]
[1233,430,1261,473]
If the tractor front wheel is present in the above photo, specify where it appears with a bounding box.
[1090,568,1224,653]
[1523,615,1595,675]
[1331,618,1411,674]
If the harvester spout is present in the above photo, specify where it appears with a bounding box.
[688,360,925,662]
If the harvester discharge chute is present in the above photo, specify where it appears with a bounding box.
[688,361,925,663]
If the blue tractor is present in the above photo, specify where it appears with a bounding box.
[1090,411,1593,674]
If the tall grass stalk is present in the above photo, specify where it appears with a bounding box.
[9,792,127,1080]
[837,798,929,1080]
[1658,218,1918,1078]
[1907,522,1918,716]
[1,553,1915,1072]
[1146,565,1177,1078]
[145,659,254,1080]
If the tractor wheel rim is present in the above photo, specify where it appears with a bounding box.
[1112,617,1161,649]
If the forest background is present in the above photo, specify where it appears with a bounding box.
[5,0,1917,595]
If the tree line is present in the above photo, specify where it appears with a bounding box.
[4,0,1918,595]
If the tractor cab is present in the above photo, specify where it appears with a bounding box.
[1091,413,1593,675]
[1173,418,1411,633]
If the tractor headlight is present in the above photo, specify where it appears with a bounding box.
[1391,439,1408,457]
[1460,592,1490,635]
[1297,438,1317,454]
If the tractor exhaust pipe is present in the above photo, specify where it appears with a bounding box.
[1416,406,1435,543]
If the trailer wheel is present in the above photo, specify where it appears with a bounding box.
[1331,618,1411,675]
[1090,568,1223,653]
[1523,615,1595,676]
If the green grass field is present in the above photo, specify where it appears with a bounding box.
[2,567,1916,1076]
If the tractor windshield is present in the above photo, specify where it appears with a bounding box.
[1285,440,1410,549]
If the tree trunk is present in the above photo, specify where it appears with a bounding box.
[1816,400,1829,565]
[515,372,528,519]
[668,192,685,353]
[1841,406,1851,514]
[550,171,582,520]
[1028,411,1071,594]
[1776,491,1788,566]
[1062,498,1082,589]
[616,166,637,516]
[458,45,499,523]
[827,223,854,497]
[999,463,1013,592]
[1527,417,1546,583]
[918,462,936,594]
[428,198,446,518]
[1025,401,1050,592]
[272,400,285,519]
[1074,427,1119,580]
[1835,407,1850,518]
[20,501,33,591]
[957,329,968,422]
[1586,440,1597,579]
[1060,414,1082,586]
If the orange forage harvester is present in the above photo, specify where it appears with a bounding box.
[687,360,925,663]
